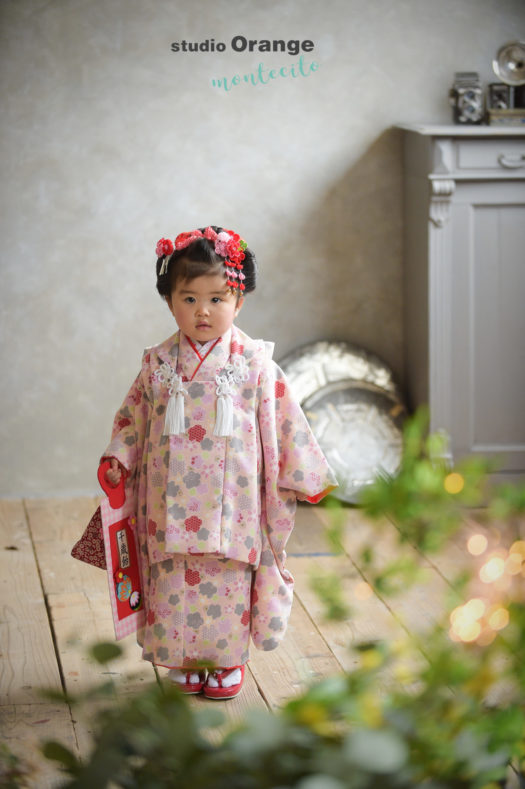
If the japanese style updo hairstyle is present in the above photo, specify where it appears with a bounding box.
[156,225,257,300]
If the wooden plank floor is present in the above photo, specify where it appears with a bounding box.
[0,496,491,787]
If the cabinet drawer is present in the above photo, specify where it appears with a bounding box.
[455,139,525,171]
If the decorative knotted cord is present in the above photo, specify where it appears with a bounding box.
[154,363,188,436]
[213,355,250,437]
[214,374,235,436]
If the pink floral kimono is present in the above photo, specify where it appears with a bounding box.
[102,325,337,669]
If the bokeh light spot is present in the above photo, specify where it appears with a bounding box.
[479,556,505,583]
[488,607,509,631]
[463,598,486,620]
[477,629,496,646]
[354,581,373,601]
[444,472,464,494]
[506,553,523,575]
[467,534,488,556]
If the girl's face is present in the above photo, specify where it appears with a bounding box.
[167,273,244,343]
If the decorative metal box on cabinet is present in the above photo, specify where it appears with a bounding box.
[399,124,525,480]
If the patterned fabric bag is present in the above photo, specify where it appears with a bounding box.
[71,506,106,569]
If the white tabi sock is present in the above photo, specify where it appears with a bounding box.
[168,669,202,686]
[207,667,242,688]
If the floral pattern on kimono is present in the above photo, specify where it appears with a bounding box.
[101,325,337,657]
[141,554,253,670]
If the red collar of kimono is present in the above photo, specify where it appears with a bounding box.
[176,329,232,383]
[185,335,222,378]
[154,326,249,374]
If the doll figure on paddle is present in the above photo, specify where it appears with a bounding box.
[101,226,338,699]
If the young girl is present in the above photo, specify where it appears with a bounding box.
[101,226,337,699]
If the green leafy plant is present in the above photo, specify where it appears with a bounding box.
[15,410,525,787]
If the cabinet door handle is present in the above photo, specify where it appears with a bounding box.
[498,153,525,169]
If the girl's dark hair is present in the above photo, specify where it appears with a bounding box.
[156,225,257,298]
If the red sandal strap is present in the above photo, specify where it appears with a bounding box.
[210,666,243,686]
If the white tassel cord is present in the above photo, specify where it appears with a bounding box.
[154,363,187,436]
[214,375,234,436]
[164,389,186,435]
[213,356,248,436]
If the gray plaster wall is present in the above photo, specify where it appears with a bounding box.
[1,0,524,497]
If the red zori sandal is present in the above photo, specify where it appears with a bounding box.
[167,668,207,694]
[203,665,245,700]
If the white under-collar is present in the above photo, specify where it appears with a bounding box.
[191,337,218,354]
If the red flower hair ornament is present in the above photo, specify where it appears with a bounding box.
[156,226,247,292]
[155,238,174,257]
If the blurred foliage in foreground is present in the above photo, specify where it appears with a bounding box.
[4,410,525,788]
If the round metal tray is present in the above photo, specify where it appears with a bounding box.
[278,342,406,504]
[278,341,401,404]
[302,380,406,503]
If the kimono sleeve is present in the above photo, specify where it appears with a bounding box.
[101,367,151,483]
[258,360,338,503]
[250,360,337,652]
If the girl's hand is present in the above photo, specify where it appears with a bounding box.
[105,458,124,487]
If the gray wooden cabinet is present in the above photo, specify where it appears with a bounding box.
[399,124,525,479]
